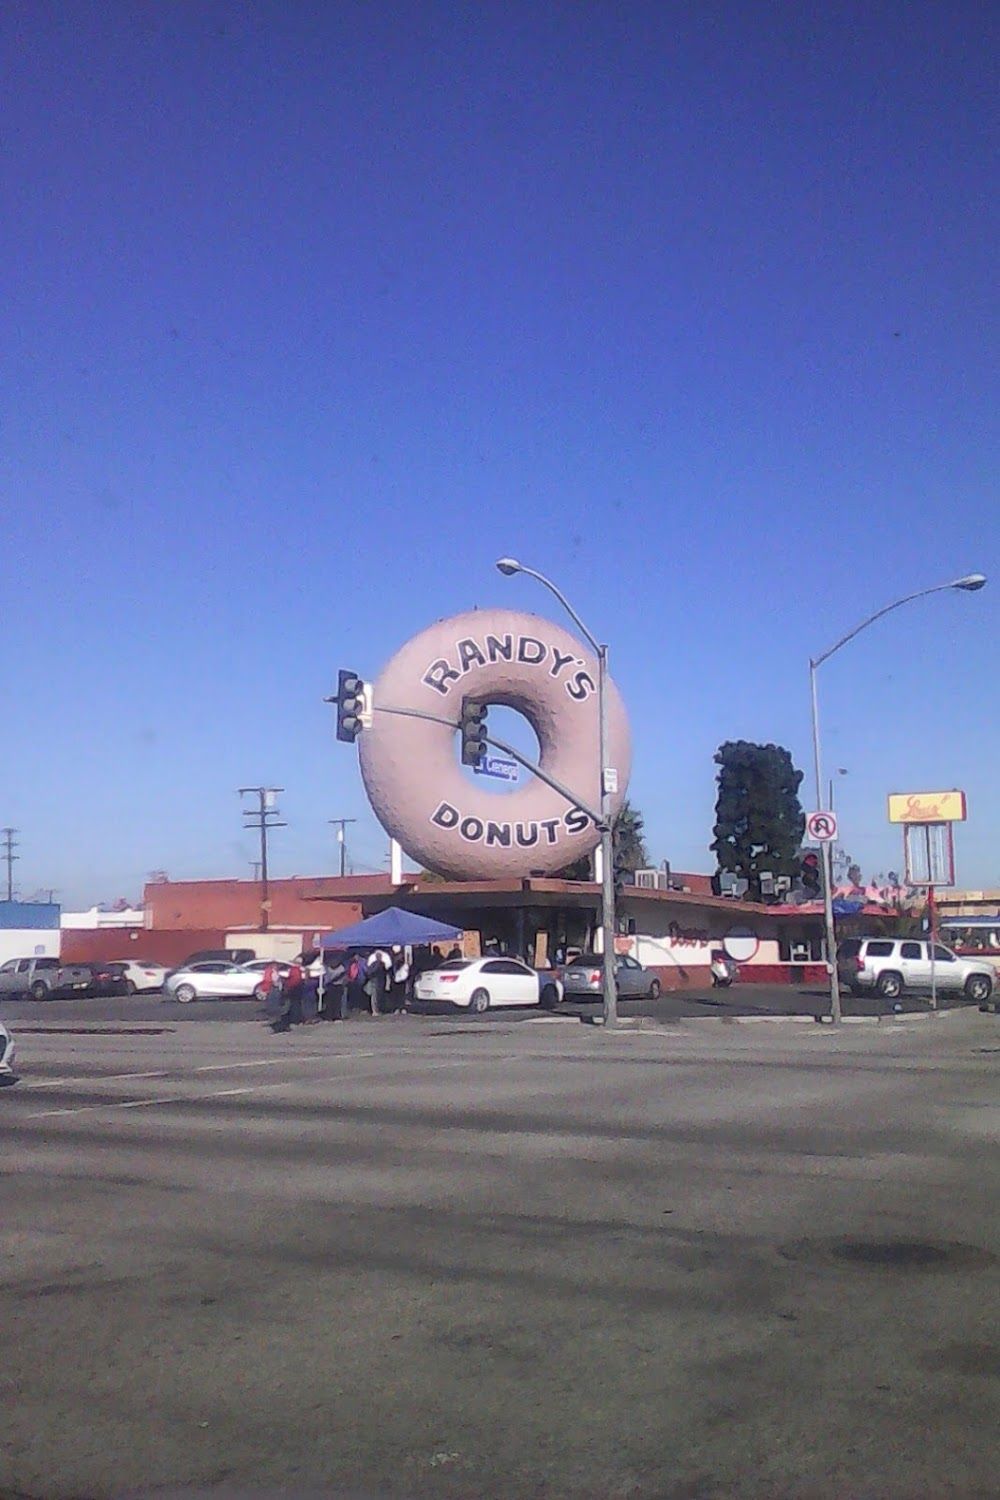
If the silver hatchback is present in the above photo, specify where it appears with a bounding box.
[560,952,662,1000]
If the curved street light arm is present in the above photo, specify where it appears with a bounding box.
[506,563,605,658]
[811,581,966,670]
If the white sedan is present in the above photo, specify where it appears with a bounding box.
[109,959,169,994]
[163,961,263,1004]
[413,957,563,1013]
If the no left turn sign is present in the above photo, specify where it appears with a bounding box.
[806,810,838,842]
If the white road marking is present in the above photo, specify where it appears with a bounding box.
[25,1069,171,1089]
[23,1054,379,1119]
[21,1053,359,1092]
[16,1044,563,1121]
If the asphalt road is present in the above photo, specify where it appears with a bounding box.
[0,981,962,1028]
[2,1009,999,1500]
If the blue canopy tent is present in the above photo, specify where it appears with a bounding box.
[319,905,462,949]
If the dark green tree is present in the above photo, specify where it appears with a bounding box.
[710,741,805,902]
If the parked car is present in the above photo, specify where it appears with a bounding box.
[0,1019,16,1081]
[0,957,94,1000]
[108,959,168,994]
[560,952,662,1000]
[163,961,264,1003]
[87,961,131,997]
[172,948,256,973]
[413,957,563,1013]
[837,937,996,1003]
[710,950,740,987]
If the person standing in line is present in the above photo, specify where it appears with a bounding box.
[323,955,348,1020]
[301,965,320,1023]
[366,947,391,1016]
[261,961,285,1030]
[390,946,410,1011]
[283,960,305,1026]
[347,951,368,1014]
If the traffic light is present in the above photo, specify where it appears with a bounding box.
[613,848,630,901]
[459,698,487,766]
[801,850,821,895]
[335,670,364,743]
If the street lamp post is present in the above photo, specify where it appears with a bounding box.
[496,558,618,1027]
[809,573,986,1023]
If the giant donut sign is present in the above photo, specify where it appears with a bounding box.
[357,608,632,879]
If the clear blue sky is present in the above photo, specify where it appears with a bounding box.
[3,1,997,905]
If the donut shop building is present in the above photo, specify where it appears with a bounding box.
[86,873,829,989]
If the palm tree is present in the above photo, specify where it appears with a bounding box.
[555,799,650,882]
[612,800,649,875]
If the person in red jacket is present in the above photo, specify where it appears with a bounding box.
[260,961,284,1027]
[282,961,305,1026]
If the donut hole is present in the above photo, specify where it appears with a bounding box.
[456,703,540,796]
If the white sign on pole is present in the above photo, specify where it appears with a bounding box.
[603,768,619,795]
[806,810,838,843]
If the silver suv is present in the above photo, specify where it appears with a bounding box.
[838,937,995,1004]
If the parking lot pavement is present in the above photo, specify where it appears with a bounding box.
[2,1012,999,1500]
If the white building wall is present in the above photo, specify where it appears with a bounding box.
[616,900,785,971]
[0,929,60,963]
[60,906,147,930]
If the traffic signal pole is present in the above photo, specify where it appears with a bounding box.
[809,661,842,1025]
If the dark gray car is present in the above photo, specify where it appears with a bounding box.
[560,952,661,1000]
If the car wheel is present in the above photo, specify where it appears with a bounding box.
[469,988,490,1014]
[30,981,49,1001]
[253,984,267,1002]
[125,979,137,996]
[540,984,560,1011]
[965,974,992,1004]
[876,971,903,1000]
[175,983,197,1004]
[648,978,661,1000]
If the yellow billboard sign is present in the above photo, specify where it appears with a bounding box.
[887,791,967,824]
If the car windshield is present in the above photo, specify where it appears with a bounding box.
[569,954,603,967]
[436,961,472,971]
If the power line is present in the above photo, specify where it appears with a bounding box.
[1,828,19,902]
[328,818,357,878]
[238,788,286,931]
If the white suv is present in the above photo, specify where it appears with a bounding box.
[838,937,995,1004]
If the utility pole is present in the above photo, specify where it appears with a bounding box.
[329,818,357,878]
[238,789,286,931]
[1,828,19,902]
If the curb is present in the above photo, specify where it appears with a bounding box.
[578,1009,969,1030]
